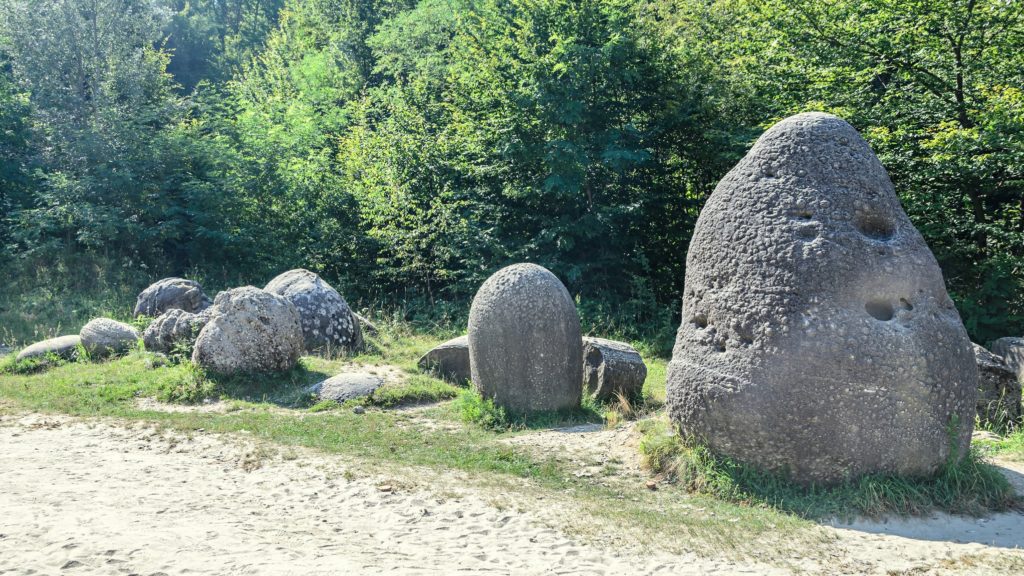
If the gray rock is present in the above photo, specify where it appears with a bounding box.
[191,286,304,374]
[312,373,384,404]
[468,263,583,413]
[134,278,212,317]
[666,112,977,485]
[991,337,1024,381]
[582,337,647,402]
[265,269,363,354]
[974,344,1022,428]
[80,318,141,358]
[15,335,82,362]
[143,308,213,354]
[418,336,470,384]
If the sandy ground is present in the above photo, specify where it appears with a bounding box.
[0,413,1022,575]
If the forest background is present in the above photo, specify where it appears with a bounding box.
[1,0,1021,352]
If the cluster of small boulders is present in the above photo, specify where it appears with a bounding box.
[5,112,1023,488]
[11,269,368,376]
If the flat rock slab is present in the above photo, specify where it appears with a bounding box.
[314,373,385,404]
[15,335,82,362]
[418,335,470,384]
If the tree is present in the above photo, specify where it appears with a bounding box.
[160,0,286,92]
[350,0,737,304]
[663,0,1024,341]
[0,57,33,261]
[0,0,241,281]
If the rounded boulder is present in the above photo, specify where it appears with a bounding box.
[80,318,141,358]
[468,263,582,413]
[418,335,470,384]
[134,277,212,317]
[143,308,213,354]
[191,287,303,374]
[666,112,977,485]
[264,269,363,354]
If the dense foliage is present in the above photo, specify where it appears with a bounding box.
[1,0,1022,344]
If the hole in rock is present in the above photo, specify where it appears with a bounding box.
[899,298,913,311]
[854,212,895,241]
[865,300,895,321]
[794,210,813,220]
[691,314,708,329]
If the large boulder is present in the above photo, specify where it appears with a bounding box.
[16,335,81,362]
[142,308,213,354]
[974,344,1022,428]
[991,337,1024,382]
[312,373,384,404]
[191,287,303,374]
[468,263,583,413]
[418,335,470,384]
[666,112,977,485]
[134,278,212,317]
[582,337,647,402]
[264,269,363,354]
[80,319,140,358]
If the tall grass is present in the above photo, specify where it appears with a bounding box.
[638,418,1019,519]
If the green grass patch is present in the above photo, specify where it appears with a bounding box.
[638,418,1019,519]
[369,375,459,408]
[452,387,605,431]
[976,428,1024,462]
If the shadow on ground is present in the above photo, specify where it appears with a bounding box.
[829,461,1024,549]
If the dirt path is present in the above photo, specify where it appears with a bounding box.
[0,414,1022,575]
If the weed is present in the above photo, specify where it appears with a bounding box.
[453,388,604,431]
[157,362,215,404]
[453,389,510,430]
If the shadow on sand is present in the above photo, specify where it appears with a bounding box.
[827,462,1024,549]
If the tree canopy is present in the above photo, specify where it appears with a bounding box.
[0,0,1021,343]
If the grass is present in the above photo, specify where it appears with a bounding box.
[975,427,1024,462]
[638,417,1020,519]
[1,315,1023,562]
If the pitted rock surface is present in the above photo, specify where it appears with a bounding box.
[312,373,384,404]
[143,308,213,354]
[974,344,1022,428]
[191,287,303,374]
[582,337,647,402]
[264,269,363,354]
[16,335,81,362]
[468,264,582,413]
[666,112,977,484]
[79,319,140,358]
[134,278,212,317]
[418,335,470,384]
